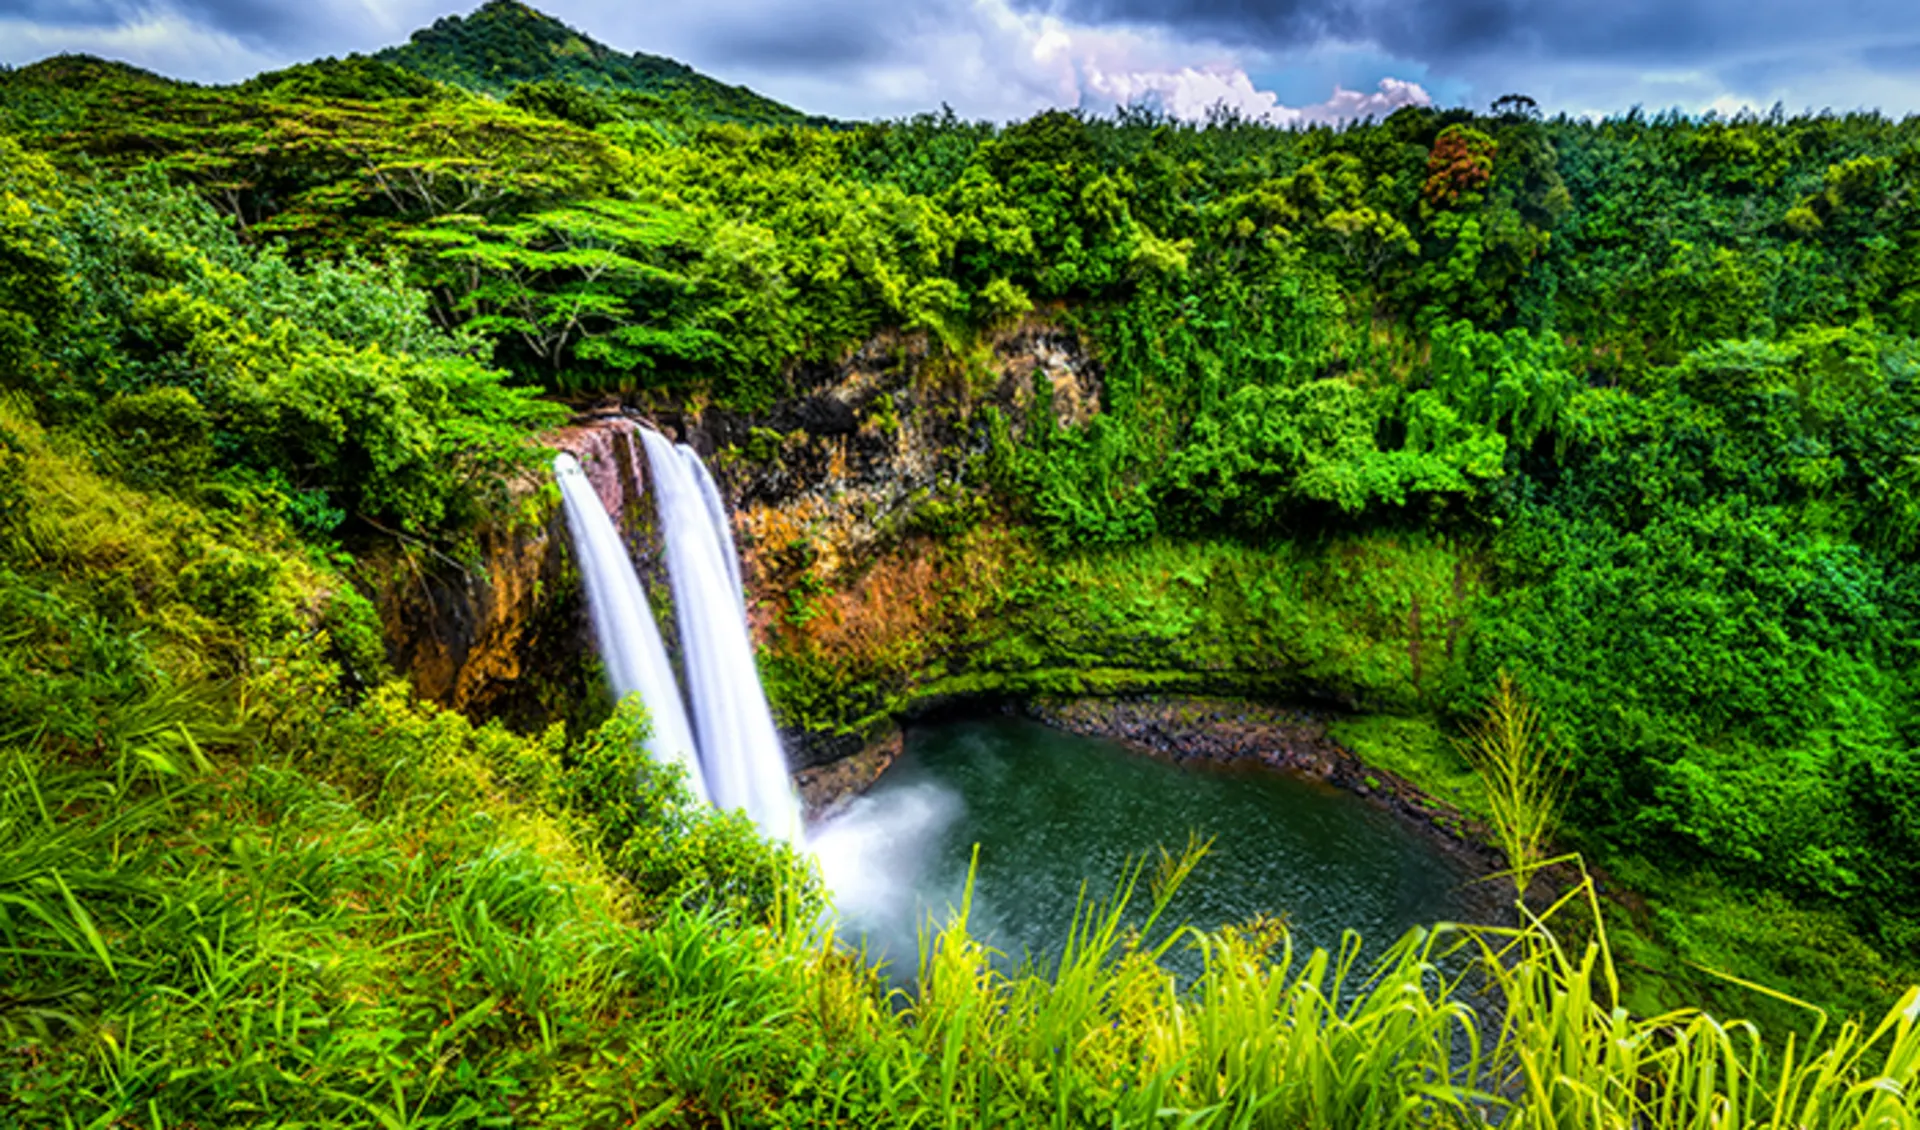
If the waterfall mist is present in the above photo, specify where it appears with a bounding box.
[809,783,966,975]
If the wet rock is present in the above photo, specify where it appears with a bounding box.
[795,727,903,820]
[794,393,859,437]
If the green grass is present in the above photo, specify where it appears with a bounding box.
[3,370,1916,1127]
[13,707,1917,1129]
[1459,673,1565,896]
[1330,711,1492,822]
[1332,707,1920,1036]
[0,676,850,1126]
[894,847,1920,1128]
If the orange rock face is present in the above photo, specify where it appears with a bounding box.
[370,415,653,724]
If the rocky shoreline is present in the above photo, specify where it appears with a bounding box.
[797,692,1511,883]
[1017,694,1509,875]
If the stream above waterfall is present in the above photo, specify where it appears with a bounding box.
[812,715,1499,981]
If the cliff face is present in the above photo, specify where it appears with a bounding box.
[684,315,1478,756]
[653,319,1104,763]
[370,314,1475,779]
[366,318,1104,758]
[367,414,650,729]
[689,321,1095,621]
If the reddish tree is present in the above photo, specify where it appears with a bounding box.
[1422,125,1499,208]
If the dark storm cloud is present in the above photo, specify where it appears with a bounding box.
[173,0,329,38]
[5,0,1918,118]
[1020,0,1913,68]
[688,5,896,69]
[1719,55,1819,96]
[1024,0,1365,48]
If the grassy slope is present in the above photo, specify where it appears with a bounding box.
[0,394,856,1125]
[8,393,1918,1126]
[1330,711,1920,1029]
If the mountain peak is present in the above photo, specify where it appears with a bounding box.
[374,1,798,114]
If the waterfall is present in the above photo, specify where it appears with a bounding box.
[552,452,709,804]
[639,429,803,844]
[682,444,746,621]
[553,432,803,845]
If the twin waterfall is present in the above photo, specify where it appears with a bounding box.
[553,430,803,844]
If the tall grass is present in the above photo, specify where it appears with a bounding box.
[1461,671,1564,896]
[4,663,1915,1127]
[3,397,1915,1127]
[885,840,1918,1128]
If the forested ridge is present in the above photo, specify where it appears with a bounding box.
[2,2,1920,1123]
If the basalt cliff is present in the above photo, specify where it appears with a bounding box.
[367,316,1477,790]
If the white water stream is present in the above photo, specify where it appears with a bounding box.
[553,452,709,804]
[638,429,803,844]
[682,444,746,622]
[553,431,802,845]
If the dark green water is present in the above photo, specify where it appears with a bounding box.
[812,715,1492,980]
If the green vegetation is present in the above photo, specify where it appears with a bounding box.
[4,1,1920,1119]
[378,0,820,125]
[761,531,1479,737]
[1459,673,1564,894]
[1329,713,1490,821]
[1,137,562,536]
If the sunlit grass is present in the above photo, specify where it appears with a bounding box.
[2,397,1914,1126]
[1460,671,1564,897]
[887,840,1918,1128]
[4,673,1917,1127]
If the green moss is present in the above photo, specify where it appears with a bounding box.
[1599,856,1920,1033]
[740,425,786,466]
[765,530,1487,736]
[1329,713,1489,821]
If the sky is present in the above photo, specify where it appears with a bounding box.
[2,0,1918,125]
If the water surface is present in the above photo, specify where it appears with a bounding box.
[813,715,1490,980]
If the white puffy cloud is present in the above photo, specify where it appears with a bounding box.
[1311,76,1433,120]
[667,0,1430,123]
[1080,66,1431,124]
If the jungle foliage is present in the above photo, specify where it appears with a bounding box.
[3,0,1920,1114]
[0,134,561,536]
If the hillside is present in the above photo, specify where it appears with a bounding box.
[0,2,820,155]
[375,0,820,125]
[2,4,1920,1123]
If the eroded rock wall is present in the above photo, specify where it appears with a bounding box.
[644,319,1104,764]
[655,320,1095,599]
[367,319,1101,752]
[367,414,650,729]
